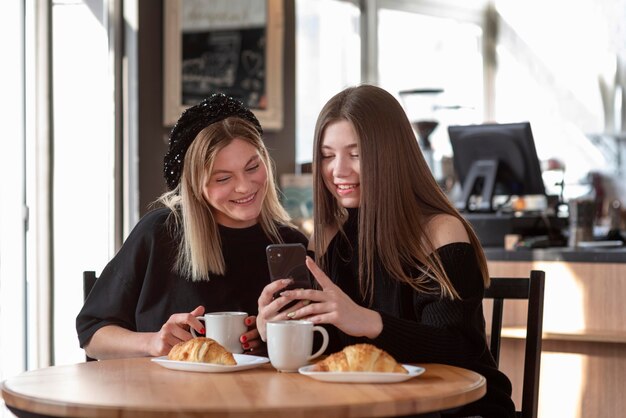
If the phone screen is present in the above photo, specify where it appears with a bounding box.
[266,243,312,310]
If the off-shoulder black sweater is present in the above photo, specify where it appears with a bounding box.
[322,209,515,418]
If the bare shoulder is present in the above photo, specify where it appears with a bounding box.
[424,213,470,249]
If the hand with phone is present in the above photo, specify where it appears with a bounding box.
[256,243,315,341]
[273,256,384,340]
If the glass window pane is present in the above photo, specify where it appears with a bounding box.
[295,0,361,165]
[494,1,613,200]
[378,9,484,177]
[52,1,114,365]
[0,0,27,381]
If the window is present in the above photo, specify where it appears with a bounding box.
[0,0,27,386]
[494,0,612,200]
[295,0,361,165]
[377,6,485,179]
[51,0,116,365]
[1,1,119,381]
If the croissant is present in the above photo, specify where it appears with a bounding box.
[167,337,236,365]
[312,343,407,374]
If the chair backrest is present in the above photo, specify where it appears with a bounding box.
[83,271,97,300]
[83,270,98,362]
[484,270,545,418]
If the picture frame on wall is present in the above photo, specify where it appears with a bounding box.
[163,0,284,130]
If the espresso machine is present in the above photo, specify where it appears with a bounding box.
[399,88,443,173]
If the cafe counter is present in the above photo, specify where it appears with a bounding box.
[484,245,626,263]
[484,245,626,418]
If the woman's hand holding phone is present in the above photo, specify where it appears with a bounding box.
[257,244,313,341]
[257,278,313,341]
[277,257,383,340]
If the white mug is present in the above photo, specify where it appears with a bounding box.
[267,320,329,372]
[190,311,248,354]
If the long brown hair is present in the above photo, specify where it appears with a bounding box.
[312,85,489,301]
[159,117,292,281]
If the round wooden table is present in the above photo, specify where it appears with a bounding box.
[1,358,486,417]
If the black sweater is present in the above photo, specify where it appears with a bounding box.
[76,207,308,348]
[322,209,515,418]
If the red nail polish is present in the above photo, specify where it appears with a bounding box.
[244,318,251,326]
[200,328,205,334]
[240,335,247,343]
[243,342,249,349]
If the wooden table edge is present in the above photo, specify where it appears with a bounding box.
[1,361,487,418]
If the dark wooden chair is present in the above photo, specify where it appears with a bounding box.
[484,270,545,418]
[83,270,98,362]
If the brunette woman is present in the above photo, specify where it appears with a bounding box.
[258,85,514,418]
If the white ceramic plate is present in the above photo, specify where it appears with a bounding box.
[297,364,425,383]
[151,353,269,373]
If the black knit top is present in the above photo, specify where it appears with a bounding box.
[76,207,308,348]
[321,209,515,418]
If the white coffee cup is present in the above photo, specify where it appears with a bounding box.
[190,311,248,354]
[267,320,329,372]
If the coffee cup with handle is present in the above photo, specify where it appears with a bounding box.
[190,311,248,354]
[267,320,329,372]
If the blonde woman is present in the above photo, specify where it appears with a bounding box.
[77,93,307,360]
[258,85,514,418]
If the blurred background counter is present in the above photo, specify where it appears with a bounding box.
[484,246,626,263]
[485,253,626,417]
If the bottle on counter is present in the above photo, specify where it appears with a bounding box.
[606,199,626,243]
[568,198,596,247]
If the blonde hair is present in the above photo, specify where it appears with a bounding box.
[159,117,292,281]
[312,85,489,302]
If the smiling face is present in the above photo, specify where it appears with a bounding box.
[203,138,268,228]
[320,120,361,208]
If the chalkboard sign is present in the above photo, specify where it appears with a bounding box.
[164,0,284,130]
[182,27,267,108]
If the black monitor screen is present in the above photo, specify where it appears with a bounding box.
[448,122,545,212]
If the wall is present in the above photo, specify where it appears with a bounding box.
[136,0,297,216]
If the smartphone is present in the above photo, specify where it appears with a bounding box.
[266,243,312,309]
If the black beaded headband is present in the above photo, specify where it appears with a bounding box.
[163,93,263,190]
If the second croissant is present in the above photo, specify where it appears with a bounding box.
[312,343,407,374]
